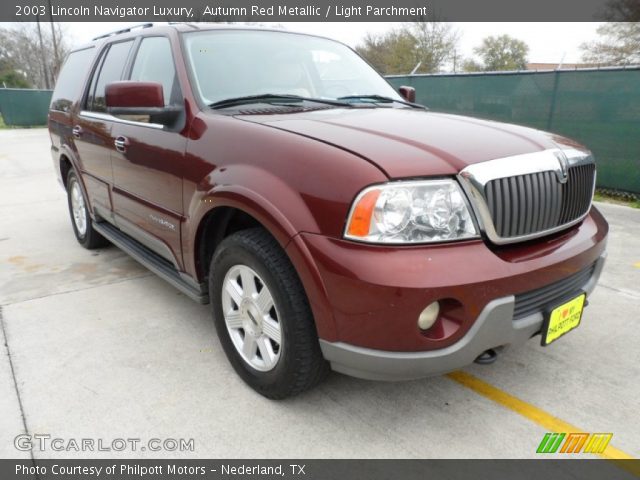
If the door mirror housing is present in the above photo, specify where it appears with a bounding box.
[105,81,181,125]
[398,86,416,103]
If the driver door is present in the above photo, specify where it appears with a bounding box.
[110,36,186,270]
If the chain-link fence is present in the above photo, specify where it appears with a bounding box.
[388,68,640,193]
[0,88,52,127]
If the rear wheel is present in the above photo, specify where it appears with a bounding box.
[66,170,108,249]
[210,228,329,399]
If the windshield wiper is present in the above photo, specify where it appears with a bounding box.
[338,94,426,109]
[209,94,353,109]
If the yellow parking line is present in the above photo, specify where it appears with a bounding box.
[446,371,639,474]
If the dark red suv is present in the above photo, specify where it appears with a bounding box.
[49,24,608,398]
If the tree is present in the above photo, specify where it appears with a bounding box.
[0,57,29,87]
[461,59,483,72]
[409,21,460,73]
[356,22,459,75]
[473,35,529,71]
[0,67,30,88]
[580,23,640,66]
[0,22,70,89]
[356,29,418,75]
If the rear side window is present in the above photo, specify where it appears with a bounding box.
[50,48,95,112]
[130,37,179,106]
[87,40,134,112]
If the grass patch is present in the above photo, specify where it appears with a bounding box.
[594,189,640,209]
[0,114,46,129]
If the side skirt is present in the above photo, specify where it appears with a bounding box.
[93,221,209,304]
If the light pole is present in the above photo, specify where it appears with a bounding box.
[35,15,50,89]
[46,0,61,80]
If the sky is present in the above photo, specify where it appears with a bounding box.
[63,22,603,67]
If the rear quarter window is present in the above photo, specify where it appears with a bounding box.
[50,47,95,112]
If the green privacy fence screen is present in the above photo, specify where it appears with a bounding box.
[0,88,52,127]
[387,68,640,194]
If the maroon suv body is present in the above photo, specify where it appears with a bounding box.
[49,24,607,398]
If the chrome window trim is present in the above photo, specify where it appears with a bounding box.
[79,110,165,130]
[457,148,596,245]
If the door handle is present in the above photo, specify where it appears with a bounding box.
[114,136,129,153]
[72,125,83,138]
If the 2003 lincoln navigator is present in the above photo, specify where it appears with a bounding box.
[49,24,608,398]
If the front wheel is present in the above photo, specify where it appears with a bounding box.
[210,228,328,399]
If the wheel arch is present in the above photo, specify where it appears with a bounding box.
[59,154,73,190]
[55,145,101,221]
[191,190,338,342]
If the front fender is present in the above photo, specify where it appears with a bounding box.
[184,171,339,341]
[187,163,321,246]
[181,113,389,342]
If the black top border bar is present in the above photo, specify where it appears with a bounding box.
[5,0,637,22]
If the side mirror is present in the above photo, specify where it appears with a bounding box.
[105,81,181,125]
[398,86,416,103]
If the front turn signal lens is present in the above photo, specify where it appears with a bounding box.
[346,188,381,237]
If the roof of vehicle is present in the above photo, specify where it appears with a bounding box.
[74,22,343,51]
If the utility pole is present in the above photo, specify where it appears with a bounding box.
[36,16,50,89]
[46,0,61,80]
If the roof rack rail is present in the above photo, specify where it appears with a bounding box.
[167,22,200,30]
[92,23,154,41]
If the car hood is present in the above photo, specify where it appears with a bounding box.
[238,107,584,179]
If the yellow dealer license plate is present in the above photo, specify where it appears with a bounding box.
[542,293,586,346]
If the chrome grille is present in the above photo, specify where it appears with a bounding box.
[458,149,596,244]
[559,164,596,224]
[485,163,596,238]
[513,263,596,320]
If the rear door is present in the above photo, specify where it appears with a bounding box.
[74,40,135,217]
[110,36,186,269]
[49,46,95,186]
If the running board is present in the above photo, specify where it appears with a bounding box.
[93,221,209,304]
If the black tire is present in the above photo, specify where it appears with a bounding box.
[210,228,329,399]
[66,170,109,249]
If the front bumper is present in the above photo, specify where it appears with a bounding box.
[286,206,608,380]
[319,254,605,381]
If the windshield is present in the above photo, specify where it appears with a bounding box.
[182,30,402,106]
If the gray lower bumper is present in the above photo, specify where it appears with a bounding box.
[320,254,606,381]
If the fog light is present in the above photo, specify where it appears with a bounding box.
[418,301,440,330]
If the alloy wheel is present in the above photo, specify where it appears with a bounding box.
[221,264,282,371]
[70,181,87,236]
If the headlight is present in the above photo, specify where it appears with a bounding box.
[344,179,479,244]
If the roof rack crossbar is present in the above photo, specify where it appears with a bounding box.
[92,23,154,41]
